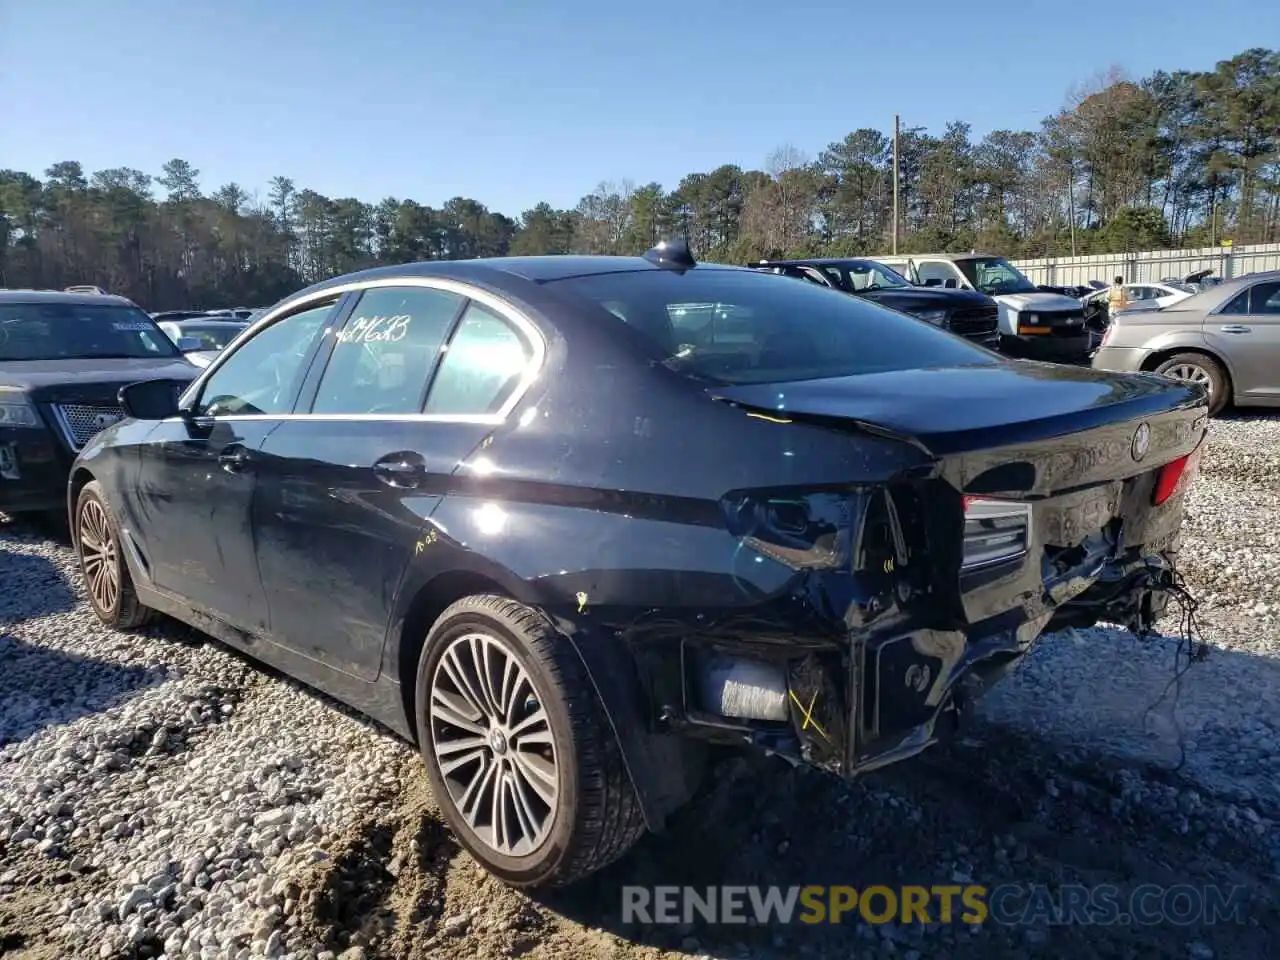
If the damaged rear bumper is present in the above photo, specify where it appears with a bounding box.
[657,542,1182,781]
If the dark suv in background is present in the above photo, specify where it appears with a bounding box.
[747,257,1000,349]
[0,290,196,515]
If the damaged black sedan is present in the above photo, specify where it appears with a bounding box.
[69,241,1208,888]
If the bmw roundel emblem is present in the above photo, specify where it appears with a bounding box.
[1131,422,1151,461]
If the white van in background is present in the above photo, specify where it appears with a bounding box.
[876,252,1092,363]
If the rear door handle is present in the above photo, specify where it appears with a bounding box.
[1219,324,1252,334]
[218,444,250,473]
[373,452,426,489]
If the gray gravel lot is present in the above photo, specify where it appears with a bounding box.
[1,413,1278,960]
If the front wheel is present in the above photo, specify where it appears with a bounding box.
[414,595,646,887]
[75,481,153,629]
[1153,352,1229,416]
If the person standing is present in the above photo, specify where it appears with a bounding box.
[1107,275,1130,315]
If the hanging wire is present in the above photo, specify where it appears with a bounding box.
[1140,564,1210,772]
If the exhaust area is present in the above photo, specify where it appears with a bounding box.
[697,653,790,722]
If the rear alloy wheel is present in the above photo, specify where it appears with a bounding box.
[415,595,646,887]
[75,481,153,629]
[1153,352,1229,416]
[430,631,560,856]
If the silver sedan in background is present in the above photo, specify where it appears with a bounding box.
[1091,270,1280,415]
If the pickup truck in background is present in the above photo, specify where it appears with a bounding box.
[746,257,1001,350]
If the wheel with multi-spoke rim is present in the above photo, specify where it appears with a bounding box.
[75,481,153,629]
[415,595,646,887]
[1153,352,1229,416]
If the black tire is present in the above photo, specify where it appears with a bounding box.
[1153,352,1230,416]
[414,594,645,887]
[74,481,153,629]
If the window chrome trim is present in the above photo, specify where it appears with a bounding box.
[165,412,505,425]
[177,275,548,422]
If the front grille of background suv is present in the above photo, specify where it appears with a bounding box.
[50,403,126,452]
[947,306,1000,338]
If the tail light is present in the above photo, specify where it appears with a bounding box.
[1153,442,1203,506]
[961,496,1032,570]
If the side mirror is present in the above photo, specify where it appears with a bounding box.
[119,379,185,421]
[176,336,204,352]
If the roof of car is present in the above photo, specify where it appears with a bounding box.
[304,255,747,293]
[877,252,997,262]
[161,317,248,325]
[0,289,139,307]
[749,257,881,267]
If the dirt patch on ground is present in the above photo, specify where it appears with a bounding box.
[274,730,1276,960]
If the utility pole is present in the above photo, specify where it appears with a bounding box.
[1067,160,1077,257]
[1210,188,1217,247]
[892,114,900,255]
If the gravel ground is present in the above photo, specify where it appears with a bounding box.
[1,412,1278,960]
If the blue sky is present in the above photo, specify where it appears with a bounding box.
[3,0,1275,218]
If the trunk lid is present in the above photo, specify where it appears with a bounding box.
[708,361,1210,497]
[709,362,1209,636]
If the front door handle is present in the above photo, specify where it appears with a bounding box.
[373,451,426,489]
[1219,324,1252,334]
[218,444,250,473]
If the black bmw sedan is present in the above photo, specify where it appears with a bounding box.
[69,241,1207,887]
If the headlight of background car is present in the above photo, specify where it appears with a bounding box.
[0,395,41,428]
[913,308,948,326]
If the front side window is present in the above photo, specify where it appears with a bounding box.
[311,286,466,415]
[550,267,995,386]
[196,302,334,416]
[0,302,181,361]
[1219,290,1250,315]
[423,304,533,415]
[1246,280,1280,315]
[954,257,1039,295]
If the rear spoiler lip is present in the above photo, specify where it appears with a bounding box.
[708,382,1208,461]
[707,391,936,457]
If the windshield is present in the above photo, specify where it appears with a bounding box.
[0,302,180,361]
[549,268,997,386]
[160,321,246,350]
[954,257,1039,295]
[827,260,912,292]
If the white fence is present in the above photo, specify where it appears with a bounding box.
[1010,243,1280,286]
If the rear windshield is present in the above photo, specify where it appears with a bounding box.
[549,267,996,385]
[0,302,180,361]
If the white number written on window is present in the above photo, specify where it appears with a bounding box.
[335,314,411,345]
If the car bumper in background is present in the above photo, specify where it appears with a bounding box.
[0,428,70,513]
[1000,332,1092,363]
[1090,345,1149,374]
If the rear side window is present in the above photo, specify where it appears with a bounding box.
[423,304,532,415]
[549,268,995,386]
[311,286,465,415]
